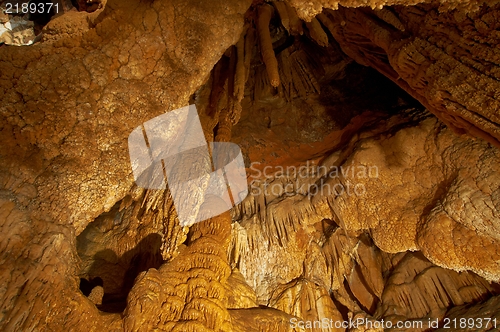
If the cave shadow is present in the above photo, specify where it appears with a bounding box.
[319,63,424,129]
[79,233,164,313]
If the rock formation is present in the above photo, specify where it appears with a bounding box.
[1,0,500,331]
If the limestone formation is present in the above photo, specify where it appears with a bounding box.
[1,0,500,331]
[436,295,500,332]
[258,4,281,88]
[320,3,500,148]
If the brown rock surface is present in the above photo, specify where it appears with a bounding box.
[321,3,500,148]
[0,0,250,330]
[436,296,500,331]
[1,0,500,331]
[284,0,499,21]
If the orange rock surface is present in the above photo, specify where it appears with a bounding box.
[1,0,500,331]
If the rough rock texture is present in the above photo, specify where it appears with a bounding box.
[436,296,500,331]
[285,0,500,20]
[1,0,500,331]
[0,0,250,330]
[123,209,234,331]
[376,252,495,321]
[321,3,500,148]
[209,0,500,150]
[229,105,500,328]
[0,13,36,46]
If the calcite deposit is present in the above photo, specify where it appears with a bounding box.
[1,0,500,331]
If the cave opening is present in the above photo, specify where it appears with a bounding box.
[76,199,165,313]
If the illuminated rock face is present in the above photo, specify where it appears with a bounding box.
[1,0,500,331]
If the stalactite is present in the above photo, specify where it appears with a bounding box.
[207,55,231,117]
[253,63,273,101]
[244,26,256,84]
[286,2,304,36]
[354,236,385,299]
[373,8,405,31]
[277,50,294,101]
[257,4,281,88]
[214,45,239,142]
[291,49,321,95]
[376,252,496,320]
[223,27,248,128]
[227,45,237,100]
[305,17,329,47]
[234,26,248,104]
[348,263,378,313]
[272,1,290,33]
[316,12,337,38]
[227,43,243,126]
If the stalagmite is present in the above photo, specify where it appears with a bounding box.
[215,116,233,142]
[88,286,104,306]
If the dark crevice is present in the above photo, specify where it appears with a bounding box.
[76,201,164,313]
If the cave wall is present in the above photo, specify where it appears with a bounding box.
[319,3,500,148]
[0,0,250,329]
[1,0,500,331]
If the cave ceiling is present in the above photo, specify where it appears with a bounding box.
[1,0,500,331]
